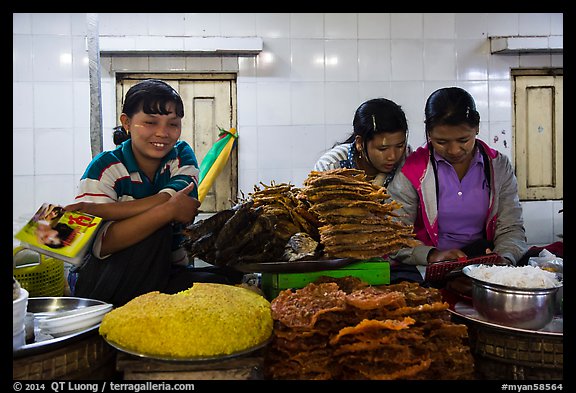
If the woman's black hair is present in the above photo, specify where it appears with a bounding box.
[424,87,480,135]
[113,79,185,145]
[339,98,408,145]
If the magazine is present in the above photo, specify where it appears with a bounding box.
[14,203,103,265]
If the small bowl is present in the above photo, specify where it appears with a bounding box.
[462,264,561,330]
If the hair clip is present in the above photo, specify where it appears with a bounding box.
[372,114,377,131]
[465,106,470,118]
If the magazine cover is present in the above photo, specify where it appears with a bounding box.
[14,203,103,265]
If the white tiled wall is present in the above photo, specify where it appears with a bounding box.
[13,13,564,247]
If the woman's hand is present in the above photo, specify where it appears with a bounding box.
[427,248,467,264]
[164,182,201,224]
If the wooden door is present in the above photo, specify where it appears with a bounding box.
[116,74,238,212]
[513,70,563,201]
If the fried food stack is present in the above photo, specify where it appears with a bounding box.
[299,168,419,259]
[264,278,475,380]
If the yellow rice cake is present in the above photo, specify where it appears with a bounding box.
[99,283,273,359]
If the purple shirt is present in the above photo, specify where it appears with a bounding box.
[434,147,489,251]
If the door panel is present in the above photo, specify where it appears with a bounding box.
[513,72,563,201]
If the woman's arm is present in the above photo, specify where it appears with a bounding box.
[65,192,171,221]
[98,182,200,255]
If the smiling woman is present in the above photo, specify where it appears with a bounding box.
[64,79,243,306]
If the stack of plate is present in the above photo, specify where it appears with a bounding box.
[37,303,112,337]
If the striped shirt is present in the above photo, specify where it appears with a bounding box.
[75,139,200,265]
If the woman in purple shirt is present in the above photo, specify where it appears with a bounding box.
[387,87,528,267]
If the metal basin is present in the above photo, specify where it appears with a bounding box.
[462,264,561,330]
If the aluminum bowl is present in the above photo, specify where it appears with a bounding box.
[462,264,561,330]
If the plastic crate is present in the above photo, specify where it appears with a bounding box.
[261,258,390,299]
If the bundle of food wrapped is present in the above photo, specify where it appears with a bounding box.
[264,277,475,380]
[300,168,420,259]
[99,283,273,359]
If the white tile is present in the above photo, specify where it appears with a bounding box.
[424,40,456,81]
[485,13,519,37]
[258,168,293,186]
[184,13,221,36]
[31,13,71,35]
[458,81,489,121]
[111,56,149,72]
[423,13,456,39]
[325,40,358,81]
[256,82,291,125]
[238,56,257,81]
[71,13,88,36]
[487,121,512,159]
[257,126,293,169]
[150,56,186,71]
[34,128,74,175]
[73,127,93,176]
[291,82,325,125]
[324,82,359,125]
[238,168,258,196]
[237,82,258,127]
[389,81,426,140]
[257,38,291,81]
[550,13,563,35]
[455,13,488,39]
[551,54,563,68]
[72,36,89,80]
[290,39,325,82]
[237,126,258,170]
[13,36,33,82]
[488,52,519,80]
[32,35,74,81]
[391,39,424,81]
[73,81,90,128]
[220,13,257,37]
[13,129,34,176]
[256,13,290,38]
[358,40,391,81]
[222,56,239,72]
[291,125,326,168]
[98,13,148,35]
[12,176,36,225]
[290,13,324,38]
[521,201,554,246]
[147,13,186,36]
[391,13,423,39]
[358,81,392,103]
[34,83,74,128]
[185,57,222,72]
[325,13,357,39]
[552,201,563,240]
[456,39,489,81]
[35,175,77,207]
[358,13,390,39]
[13,13,32,34]
[291,168,311,188]
[519,13,551,36]
[323,124,350,150]
[488,81,512,122]
[13,82,34,129]
[519,53,551,68]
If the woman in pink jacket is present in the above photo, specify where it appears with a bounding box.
[388,87,528,267]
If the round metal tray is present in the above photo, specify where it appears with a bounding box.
[103,336,271,362]
[449,301,563,336]
[13,297,110,358]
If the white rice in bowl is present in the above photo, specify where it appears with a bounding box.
[465,265,562,289]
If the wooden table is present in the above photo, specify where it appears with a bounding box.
[115,350,265,380]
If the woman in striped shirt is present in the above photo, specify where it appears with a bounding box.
[313,98,412,188]
[64,79,242,306]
